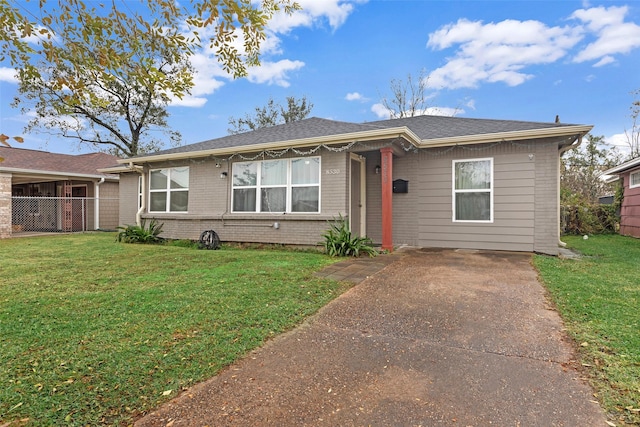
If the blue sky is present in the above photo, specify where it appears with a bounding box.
[1,0,640,155]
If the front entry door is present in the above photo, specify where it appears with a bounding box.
[350,154,366,237]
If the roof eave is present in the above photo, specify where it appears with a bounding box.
[415,125,593,148]
[603,157,640,175]
[117,127,423,165]
[0,167,119,181]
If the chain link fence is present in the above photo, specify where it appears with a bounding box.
[11,197,119,233]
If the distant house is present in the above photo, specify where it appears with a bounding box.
[104,115,592,255]
[0,147,120,238]
[603,156,640,238]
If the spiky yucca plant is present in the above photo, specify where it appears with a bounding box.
[116,218,165,244]
[321,215,377,257]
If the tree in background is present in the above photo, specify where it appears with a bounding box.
[228,96,313,134]
[379,69,434,119]
[624,89,640,159]
[561,134,622,234]
[562,134,621,204]
[0,0,299,157]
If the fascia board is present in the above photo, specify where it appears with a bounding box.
[117,127,422,165]
[0,167,117,181]
[97,165,132,174]
[415,125,594,148]
[603,157,640,175]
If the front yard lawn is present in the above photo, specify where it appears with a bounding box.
[0,233,348,426]
[534,235,640,426]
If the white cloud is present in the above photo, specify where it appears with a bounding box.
[606,132,631,155]
[345,92,366,101]
[169,51,228,107]
[171,1,363,107]
[427,18,583,89]
[371,103,388,118]
[268,0,362,33]
[593,56,615,67]
[247,59,305,87]
[370,103,462,119]
[0,67,18,84]
[464,99,476,110]
[571,6,640,65]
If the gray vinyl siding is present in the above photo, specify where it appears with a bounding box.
[533,143,561,254]
[365,139,560,255]
[134,151,350,244]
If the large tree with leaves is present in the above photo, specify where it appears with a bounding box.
[0,0,299,157]
[561,134,622,204]
[228,95,313,134]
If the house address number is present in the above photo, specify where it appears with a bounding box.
[325,169,340,175]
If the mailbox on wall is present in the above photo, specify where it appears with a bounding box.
[393,179,408,193]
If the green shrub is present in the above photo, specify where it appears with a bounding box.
[561,203,618,235]
[116,218,165,244]
[321,215,377,257]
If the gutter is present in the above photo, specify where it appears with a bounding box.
[417,125,594,148]
[0,166,117,181]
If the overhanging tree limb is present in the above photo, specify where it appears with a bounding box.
[0,0,300,156]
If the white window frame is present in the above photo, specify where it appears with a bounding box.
[148,167,189,213]
[630,170,640,189]
[231,157,321,214]
[452,158,494,223]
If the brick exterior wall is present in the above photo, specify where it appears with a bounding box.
[0,173,11,238]
[120,152,351,245]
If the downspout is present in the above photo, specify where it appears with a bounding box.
[129,162,145,227]
[557,135,584,248]
[95,177,105,230]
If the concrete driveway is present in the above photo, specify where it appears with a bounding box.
[136,248,607,426]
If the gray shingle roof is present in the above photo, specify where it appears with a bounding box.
[368,115,577,140]
[0,146,121,177]
[147,117,381,158]
[127,115,586,160]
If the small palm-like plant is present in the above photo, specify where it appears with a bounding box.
[116,218,165,244]
[321,215,377,257]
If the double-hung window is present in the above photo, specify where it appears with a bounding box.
[630,170,640,188]
[232,157,320,213]
[453,158,493,222]
[149,167,189,212]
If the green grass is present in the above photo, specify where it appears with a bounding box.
[0,233,348,426]
[534,235,640,425]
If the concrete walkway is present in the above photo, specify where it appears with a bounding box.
[136,248,607,426]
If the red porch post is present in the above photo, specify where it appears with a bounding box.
[380,147,393,251]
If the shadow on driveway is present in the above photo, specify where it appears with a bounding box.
[136,249,606,426]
